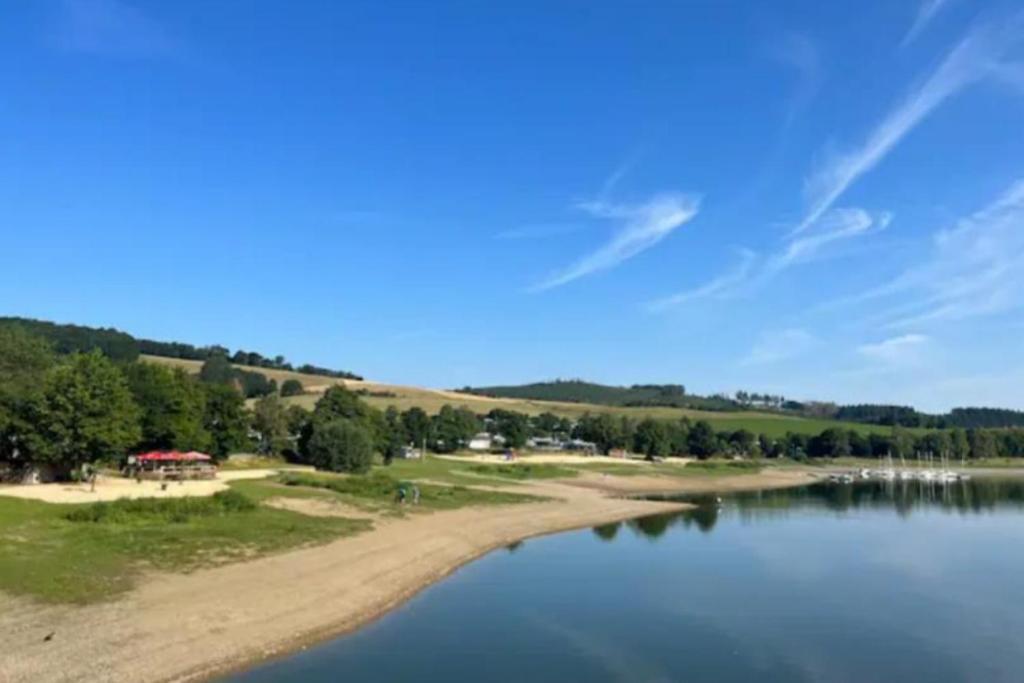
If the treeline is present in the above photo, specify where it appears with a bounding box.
[0,317,139,361]
[461,379,740,412]
[0,327,251,475]
[832,404,1024,429]
[0,317,362,381]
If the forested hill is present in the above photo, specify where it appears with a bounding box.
[834,403,1024,429]
[459,380,740,411]
[0,317,362,380]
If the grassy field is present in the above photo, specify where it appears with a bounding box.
[0,458,559,603]
[142,355,895,437]
[277,471,542,511]
[0,484,370,604]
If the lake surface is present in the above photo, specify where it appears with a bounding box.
[230,478,1024,683]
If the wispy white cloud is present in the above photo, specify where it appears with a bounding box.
[531,193,699,291]
[768,208,891,274]
[834,179,1024,329]
[902,0,954,47]
[795,13,1024,235]
[646,248,756,312]
[494,223,584,241]
[741,329,819,366]
[52,0,180,58]
[599,153,642,198]
[649,207,886,312]
[857,334,931,366]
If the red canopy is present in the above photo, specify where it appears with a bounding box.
[136,451,212,462]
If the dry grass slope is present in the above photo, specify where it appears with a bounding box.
[141,355,889,437]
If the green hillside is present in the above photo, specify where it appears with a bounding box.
[461,380,737,411]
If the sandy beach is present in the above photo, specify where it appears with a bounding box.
[0,469,818,683]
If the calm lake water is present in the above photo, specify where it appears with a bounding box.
[231,479,1024,683]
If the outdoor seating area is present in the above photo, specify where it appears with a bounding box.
[130,451,218,481]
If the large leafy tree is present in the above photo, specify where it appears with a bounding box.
[381,406,406,464]
[253,394,289,455]
[124,362,210,452]
[633,418,671,460]
[401,407,431,447]
[37,351,141,470]
[573,413,627,454]
[430,405,480,453]
[687,420,718,459]
[488,409,530,449]
[0,327,56,461]
[306,419,374,473]
[299,386,384,464]
[203,383,251,458]
[199,354,235,385]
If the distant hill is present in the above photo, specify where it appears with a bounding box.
[459,380,741,412]
[0,316,362,381]
[834,403,1024,430]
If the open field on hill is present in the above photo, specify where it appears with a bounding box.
[142,355,900,437]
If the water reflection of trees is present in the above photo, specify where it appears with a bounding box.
[595,479,1024,540]
[592,522,621,541]
[731,479,1024,519]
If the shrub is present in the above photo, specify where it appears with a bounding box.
[281,379,304,397]
[66,489,256,524]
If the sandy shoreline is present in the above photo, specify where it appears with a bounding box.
[0,469,818,683]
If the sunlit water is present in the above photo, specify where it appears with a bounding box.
[230,479,1024,683]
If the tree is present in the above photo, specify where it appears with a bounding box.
[306,419,374,473]
[950,428,970,463]
[633,418,671,460]
[573,413,627,454]
[313,386,377,422]
[667,418,691,456]
[811,428,851,458]
[531,412,562,436]
[490,409,530,449]
[199,354,235,385]
[431,405,479,453]
[36,351,141,472]
[280,379,304,397]
[285,405,309,436]
[401,407,431,447]
[253,394,289,455]
[687,421,718,460]
[848,431,872,458]
[124,362,210,452]
[0,327,55,462]
[203,383,250,458]
[381,406,406,464]
[728,429,757,457]
[919,431,952,460]
[967,428,998,460]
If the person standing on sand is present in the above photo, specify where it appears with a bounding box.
[412,485,420,505]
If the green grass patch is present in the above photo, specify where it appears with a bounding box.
[218,455,292,470]
[65,490,255,523]
[0,487,370,604]
[377,456,512,486]
[278,470,542,510]
[570,458,762,477]
[464,463,578,480]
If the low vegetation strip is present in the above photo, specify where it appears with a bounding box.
[465,463,578,480]
[278,471,542,509]
[65,489,255,523]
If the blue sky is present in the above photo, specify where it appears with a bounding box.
[3,0,1024,411]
